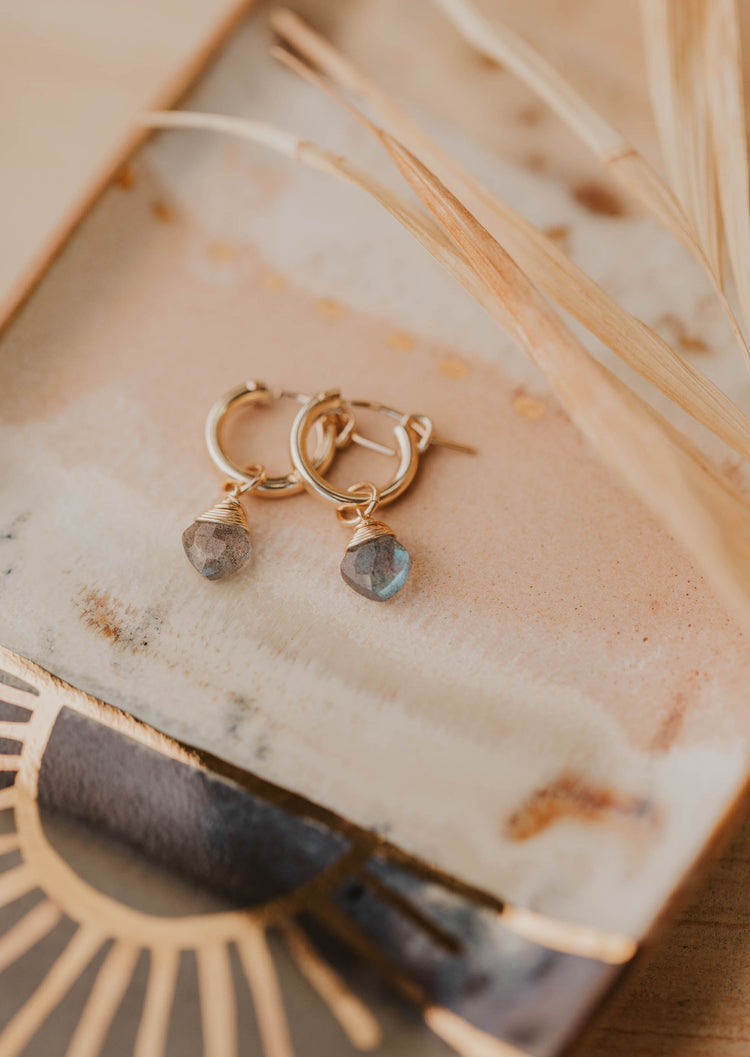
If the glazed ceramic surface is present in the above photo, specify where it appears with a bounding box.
[2,0,750,959]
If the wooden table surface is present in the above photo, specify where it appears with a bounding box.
[588,805,750,1057]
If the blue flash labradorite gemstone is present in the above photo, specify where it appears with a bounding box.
[182,521,252,580]
[340,534,411,601]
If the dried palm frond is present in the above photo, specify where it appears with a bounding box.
[270,8,750,461]
[141,101,750,634]
[642,0,722,276]
[704,0,750,352]
[356,119,750,635]
[138,111,499,318]
[432,0,750,363]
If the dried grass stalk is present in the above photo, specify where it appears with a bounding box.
[142,104,750,633]
[642,0,722,276]
[138,111,498,316]
[433,0,698,255]
[374,134,750,634]
[704,0,750,352]
[433,0,750,363]
[270,10,750,461]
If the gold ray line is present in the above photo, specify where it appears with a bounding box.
[311,901,426,1008]
[133,947,179,1057]
[0,833,19,856]
[499,905,637,965]
[0,925,103,1057]
[0,900,62,975]
[196,943,237,1057]
[312,906,531,1055]
[282,923,382,1051]
[358,867,463,955]
[0,685,38,710]
[425,1006,531,1057]
[378,849,504,917]
[0,787,16,813]
[64,940,140,1057]
[0,756,20,772]
[0,722,27,741]
[237,924,295,1057]
[0,864,35,909]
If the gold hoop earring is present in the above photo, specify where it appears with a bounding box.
[183,381,338,580]
[289,389,439,601]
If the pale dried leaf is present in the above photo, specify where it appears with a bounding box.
[433,0,750,363]
[641,0,722,279]
[433,0,696,253]
[270,11,750,460]
[375,133,750,633]
[704,0,750,353]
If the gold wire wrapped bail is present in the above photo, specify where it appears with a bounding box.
[336,481,395,548]
[195,493,249,532]
[194,464,266,532]
[347,519,394,549]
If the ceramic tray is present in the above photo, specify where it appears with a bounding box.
[2,2,750,1055]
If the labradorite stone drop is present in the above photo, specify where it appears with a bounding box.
[340,534,411,601]
[182,521,252,580]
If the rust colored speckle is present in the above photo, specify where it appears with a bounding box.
[721,458,746,488]
[650,692,687,753]
[518,104,545,127]
[77,588,130,642]
[543,224,571,252]
[151,200,175,223]
[261,271,286,292]
[512,392,547,420]
[505,773,653,840]
[657,313,709,354]
[208,241,239,262]
[472,51,503,71]
[525,152,547,172]
[76,588,157,652]
[572,181,626,217]
[315,297,347,321]
[386,331,415,353]
[115,166,135,190]
[439,355,468,380]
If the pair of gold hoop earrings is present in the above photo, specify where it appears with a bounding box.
[182,381,472,601]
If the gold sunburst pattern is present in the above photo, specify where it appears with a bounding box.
[0,646,635,1057]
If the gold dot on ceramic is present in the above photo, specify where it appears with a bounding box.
[261,271,286,292]
[115,166,135,190]
[386,331,415,352]
[512,393,547,419]
[151,201,174,223]
[208,241,239,262]
[439,356,468,380]
[315,297,347,321]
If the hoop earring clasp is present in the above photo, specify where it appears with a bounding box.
[205,381,338,498]
[289,389,424,509]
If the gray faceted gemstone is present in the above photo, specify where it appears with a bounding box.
[340,534,411,601]
[182,521,252,580]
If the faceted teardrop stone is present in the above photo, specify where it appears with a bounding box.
[340,533,411,601]
[182,521,252,580]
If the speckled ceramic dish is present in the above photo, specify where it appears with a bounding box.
[2,2,750,1055]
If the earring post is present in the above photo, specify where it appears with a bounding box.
[430,437,478,455]
[350,433,397,458]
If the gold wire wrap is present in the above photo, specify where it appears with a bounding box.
[347,520,394,549]
[195,495,250,531]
